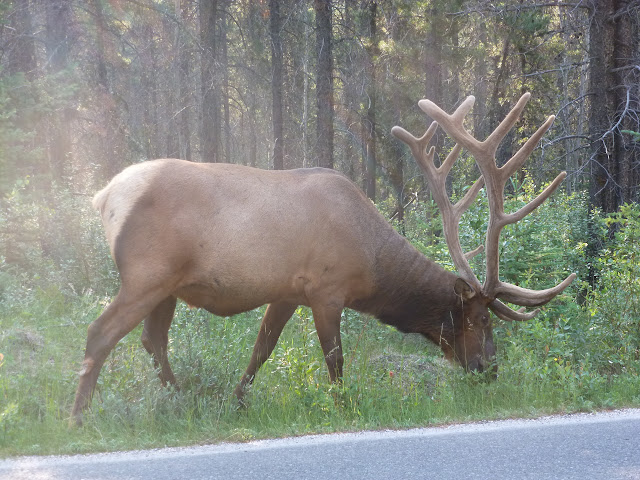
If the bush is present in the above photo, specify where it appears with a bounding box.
[585,203,640,374]
[0,177,117,304]
[397,176,590,296]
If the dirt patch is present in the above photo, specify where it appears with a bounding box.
[2,328,45,351]
[369,353,451,394]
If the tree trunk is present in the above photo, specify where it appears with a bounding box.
[424,3,445,153]
[588,0,640,213]
[90,0,127,179]
[341,0,359,182]
[270,0,284,170]
[91,0,108,90]
[165,12,179,158]
[586,0,640,290]
[200,0,221,162]
[246,0,261,168]
[473,20,488,140]
[315,0,334,169]
[302,7,312,167]
[424,5,443,107]
[364,0,377,201]
[221,1,230,163]
[177,0,192,161]
[8,0,37,79]
[141,23,159,159]
[45,0,73,181]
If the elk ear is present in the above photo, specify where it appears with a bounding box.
[454,278,477,301]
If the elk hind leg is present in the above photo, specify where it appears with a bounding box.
[233,301,297,404]
[71,287,169,426]
[141,295,178,387]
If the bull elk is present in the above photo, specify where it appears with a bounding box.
[71,92,575,425]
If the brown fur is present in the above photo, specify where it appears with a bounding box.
[71,159,495,425]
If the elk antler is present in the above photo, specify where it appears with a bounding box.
[393,93,576,321]
[390,122,485,293]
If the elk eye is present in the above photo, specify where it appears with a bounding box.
[481,315,490,327]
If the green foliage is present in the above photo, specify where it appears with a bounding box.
[0,73,41,194]
[585,204,640,373]
[505,8,551,37]
[397,175,591,293]
[0,177,117,303]
[498,177,590,294]
[621,130,640,142]
[0,69,79,195]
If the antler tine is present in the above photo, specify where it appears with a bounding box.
[390,122,438,158]
[392,122,483,291]
[418,96,480,155]
[490,299,540,322]
[496,272,578,307]
[502,114,555,179]
[464,244,484,261]
[485,92,531,155]
[482,100,574,308]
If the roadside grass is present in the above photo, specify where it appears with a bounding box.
[2,286,640,457]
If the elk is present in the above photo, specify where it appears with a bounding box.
[71,92,575,426]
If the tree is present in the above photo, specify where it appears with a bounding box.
[177,0,193,161]
[270,0,284,170]
[200,0,221,162]
[315,0,334,169]
[588,0,640,215]
[88,0,127,179]
[45,0,74,180]
[220,0,231,163]
[363,0,377,200]
[6,0,37,79]
[0,0,637,242]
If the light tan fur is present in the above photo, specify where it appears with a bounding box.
[97,160,379,313]
[92,161,157,259]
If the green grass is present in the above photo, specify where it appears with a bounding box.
[1,287,640,458]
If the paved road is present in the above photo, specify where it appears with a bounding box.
[2,409,640,480]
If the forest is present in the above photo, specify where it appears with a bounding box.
[1,0,640,276]
[1,0,640,455]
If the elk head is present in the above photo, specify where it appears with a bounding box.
[392,93,576,372]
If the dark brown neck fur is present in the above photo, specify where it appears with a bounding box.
[350,231,462,341]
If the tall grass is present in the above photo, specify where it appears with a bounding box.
[2,285,639,457]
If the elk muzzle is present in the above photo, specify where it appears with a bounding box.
[465,354,498,379]
[458,333,498,379]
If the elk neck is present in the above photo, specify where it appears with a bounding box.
[350,230,462,339]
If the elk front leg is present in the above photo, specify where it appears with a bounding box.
[141,296,178,387]
[233,302,297,404]
[71,287,169,426]
[311,301,344,383]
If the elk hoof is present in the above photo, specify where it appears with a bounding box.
[69,412,84,428]
[233,385,249,409]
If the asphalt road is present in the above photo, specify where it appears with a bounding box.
[2,409,640,480]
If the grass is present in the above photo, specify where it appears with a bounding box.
[1,286,640,458]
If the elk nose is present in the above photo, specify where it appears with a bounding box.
[467,357,498,380]
[484,360,498,380]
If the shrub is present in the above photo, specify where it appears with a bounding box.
[585,203,640,374]
[0,177,118,304]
